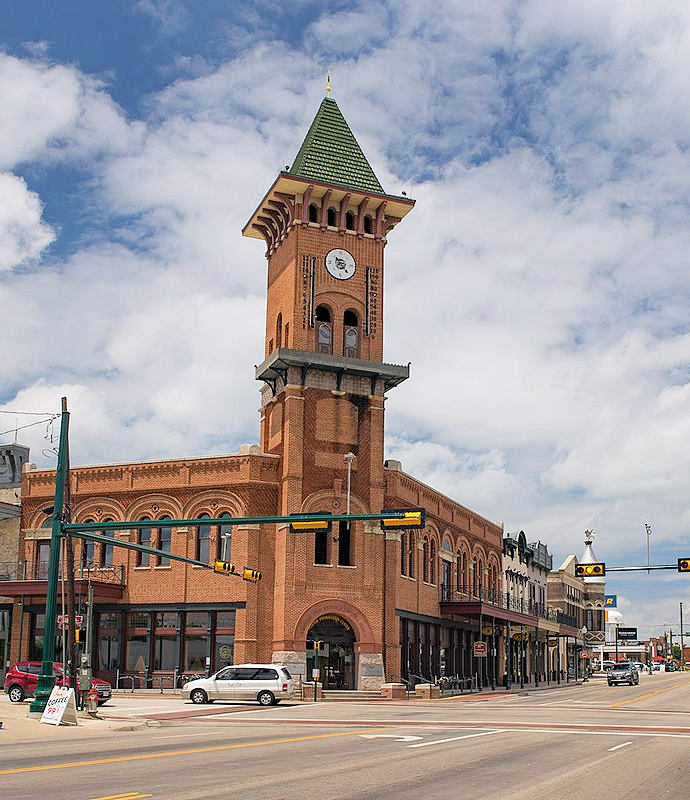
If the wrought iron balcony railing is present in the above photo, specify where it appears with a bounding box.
[440,584,571,625]
[0,560,125,585]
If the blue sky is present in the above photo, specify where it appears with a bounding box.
[2,1,690,637]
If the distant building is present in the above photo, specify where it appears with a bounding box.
[0,444,30,681]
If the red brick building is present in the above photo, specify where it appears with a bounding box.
[7,95,508,691]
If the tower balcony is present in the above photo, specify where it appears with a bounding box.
[256,347,409,398]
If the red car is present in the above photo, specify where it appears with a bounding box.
[3,662,112,705]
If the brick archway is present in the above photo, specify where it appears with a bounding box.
[293,599,378,654]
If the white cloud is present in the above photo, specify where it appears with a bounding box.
[0,172,54,270]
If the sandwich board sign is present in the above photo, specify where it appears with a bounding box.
[40,686,79,726]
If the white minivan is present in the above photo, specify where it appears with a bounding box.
[182,664,294,706]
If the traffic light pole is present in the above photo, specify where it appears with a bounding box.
[29,398,70,714]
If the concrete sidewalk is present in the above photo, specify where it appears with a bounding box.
[0,698,154,743]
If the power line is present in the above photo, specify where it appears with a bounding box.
[0,410,60,416]
[0,416,59,437]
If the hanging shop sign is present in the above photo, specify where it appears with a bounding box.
[473,641,487,657]
[547,638,559,648]
[482,625,495,636]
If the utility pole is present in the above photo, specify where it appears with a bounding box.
[680,603,685,669]
[644,523,652,574]
[29,397,69,714]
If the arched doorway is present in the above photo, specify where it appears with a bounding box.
[307,614,356,689]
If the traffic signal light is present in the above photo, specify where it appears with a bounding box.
[575,562,606,577]
[289,513,332,534]
[380,507,426,530]
[214,561,237,575]
[678,558,690,572]
[75,628,83,644]
[242,567,261,582]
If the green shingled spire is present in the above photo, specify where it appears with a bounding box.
[289,97,384,194]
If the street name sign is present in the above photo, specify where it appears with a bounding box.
[40,686,78,726]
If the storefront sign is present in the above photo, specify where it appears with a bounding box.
[604,595,617,608]
[316,614,351,631]
[40,686,78,726]
[617,627,638,641]
[473,641,487,657]
[579,650,590,659]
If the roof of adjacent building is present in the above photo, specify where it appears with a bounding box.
[288,97,384,194]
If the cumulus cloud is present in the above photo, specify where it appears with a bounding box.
[0,173,55,270]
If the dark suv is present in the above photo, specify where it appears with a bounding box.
[607,662,639,686]
[3,662,112,704]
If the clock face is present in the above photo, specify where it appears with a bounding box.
[325,248,356,280]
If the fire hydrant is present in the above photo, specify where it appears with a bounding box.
[87,687,99,714]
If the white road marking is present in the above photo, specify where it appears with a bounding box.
[150,732,231,740]
[360,734,424,742]
[407,729,505,748]
[608,741,633,751]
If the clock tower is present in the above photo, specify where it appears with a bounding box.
[243,93,414,685]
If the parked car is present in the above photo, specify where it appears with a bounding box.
[3,662,112,704]
[632,662,648,673]
[182,664,294,706]
[607,662,639,686]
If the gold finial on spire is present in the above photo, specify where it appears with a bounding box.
[326,71,331,97]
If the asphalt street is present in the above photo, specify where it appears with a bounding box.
[1,673,688,800]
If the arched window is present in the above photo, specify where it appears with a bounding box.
[363,214,373,234]
[327,207,336,227]
[158,516,172,567]
[316,306,332,354]
[429,539,436,584]
[422,537,429,582]
[345,210,355,230]
[100,519,115,567]
[400,531,407,576]
[275,313,282,349]
[136,517,151,567]
[219,512,231,561]
[79,518,95,569]
[197,514,211,563]
[408,532,416,578]
[343,310,359,358]
[472,557,478,596]
[308,203,318,223]
[477,558,483,597]
[36,518,52,579]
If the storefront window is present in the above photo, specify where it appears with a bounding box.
[97,612,120,671]
[183,611,208,672]
[184,635,206,672]
[214,636,234,669]
[125,612,149,672]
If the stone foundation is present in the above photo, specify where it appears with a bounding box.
[357,652,384,690]
[272,650,307,685]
